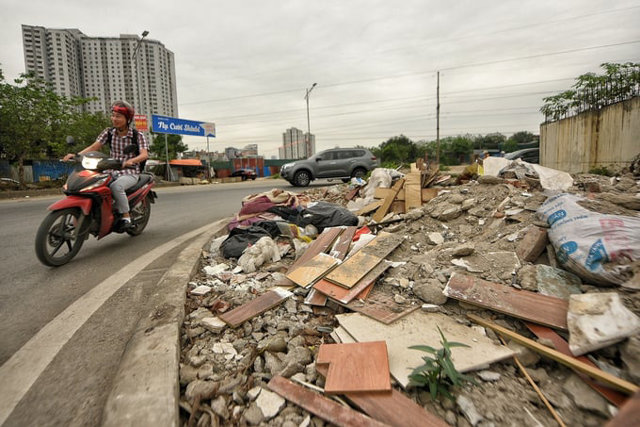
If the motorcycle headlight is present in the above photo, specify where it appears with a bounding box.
[82,157,101,170]
[80,176,110,192]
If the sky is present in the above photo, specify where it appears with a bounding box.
[1,0,639,158]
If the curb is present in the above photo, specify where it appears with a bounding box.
[102,219,229,427]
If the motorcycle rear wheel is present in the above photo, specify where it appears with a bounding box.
[126,193,152,236]
[35,208,85,266]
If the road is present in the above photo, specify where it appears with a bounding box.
[0,178,334,426]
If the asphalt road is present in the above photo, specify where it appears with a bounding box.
[0,178,337,425]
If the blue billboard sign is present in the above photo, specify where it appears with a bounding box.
[151,114,215,137]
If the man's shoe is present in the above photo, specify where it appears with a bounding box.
[122,219,133,230]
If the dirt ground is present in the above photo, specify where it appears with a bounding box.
[178,165,639,427]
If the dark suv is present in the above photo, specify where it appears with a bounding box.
[280,148,380,187]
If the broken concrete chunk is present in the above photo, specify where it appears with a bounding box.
[568,292,640,356]
[621,335,640,383]
[211,395,230,420]
[203,263,229,276]
[452,244,475,257]
[516,226,548,262]
[200,316,227,333]
[427,232,445,245]
[185,380,218,402]
[247,386,262,401]
[255,388,286,420]
[477,371,501,382]
[190,285,212,296]
[535,265,582,299]
[243,403,264,425]
[506,341,540,367]
[438,205,463,221]
[412,279,448,305]
[563,373,610,417]
[456,395,483,426]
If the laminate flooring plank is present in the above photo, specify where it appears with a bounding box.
[219,288,292,328]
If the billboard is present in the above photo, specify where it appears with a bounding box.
[134,114,148,131]
[151,114,215,137]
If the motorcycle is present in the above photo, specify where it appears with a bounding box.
[35,146,157,266]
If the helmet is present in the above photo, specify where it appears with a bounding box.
[111,101,135,125]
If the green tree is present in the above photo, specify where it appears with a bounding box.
[509,131,537,145]
[474,132,506,150]
[0,71,78,185]
[376,135,418,167]
[149,132,188,160]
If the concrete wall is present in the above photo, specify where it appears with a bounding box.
[540,96,640,173]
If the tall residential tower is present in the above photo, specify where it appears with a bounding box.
[21,25,178,117]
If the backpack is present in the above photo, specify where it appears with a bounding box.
[106,127,146,172]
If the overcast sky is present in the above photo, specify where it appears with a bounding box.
[2,0,639,157]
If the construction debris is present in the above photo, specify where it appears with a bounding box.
[179,161,640,426]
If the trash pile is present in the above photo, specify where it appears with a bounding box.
[179,159,640,426]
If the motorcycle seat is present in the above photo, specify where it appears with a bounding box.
[126,173,154,194]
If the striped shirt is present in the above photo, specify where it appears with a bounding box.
[96,128,149,176]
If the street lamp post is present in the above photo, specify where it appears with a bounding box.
[131,30,149,121]
[304,83,317,157]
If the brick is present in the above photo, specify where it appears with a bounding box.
[516,226,548,262]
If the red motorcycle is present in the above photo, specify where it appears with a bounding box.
[35,148,157,266]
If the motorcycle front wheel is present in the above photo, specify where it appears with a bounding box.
[126,193,152,236]
[35,208,85,266]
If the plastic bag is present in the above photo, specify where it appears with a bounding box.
[537,193,640,285]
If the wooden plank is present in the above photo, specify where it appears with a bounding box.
[444,272,569,330]
[286,252,340,288]
[337,311,514,389]
[219,288,292,328]
[525,323,627,407]
[374,187,405,201]
[468,314,639,395]
[316,342,391,393]
[314,261,389,304]
[304,289,327,307]
[279,227,343,287]
[341,287,419,324]
[331,226,357,260]
[390,200,405,214]
[345,186,360,201]
[404,172,422,211]
[325,232,402,289]
[356,200,384,216]
[267,376,388,427]
[372,178,405,223]
[316,364,448,427]
[421,187,439,202]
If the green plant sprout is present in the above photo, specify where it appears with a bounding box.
[408,326,477,401]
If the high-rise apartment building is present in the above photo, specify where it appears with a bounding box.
[280,127,315,159]
[21,25,178,117]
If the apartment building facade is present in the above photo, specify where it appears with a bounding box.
[21,25,178,118]
[279,127,315,159]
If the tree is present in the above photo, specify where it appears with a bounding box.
[509,131,537,145]
[0,71,78,185]
[474,132,506,150]
[149,132,188,160]
[375,135,419,166]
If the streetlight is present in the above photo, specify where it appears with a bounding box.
[304,82,317,157]
[131,30,149,120]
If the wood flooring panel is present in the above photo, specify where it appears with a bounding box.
[219,288,293,328]
[325,232,402,289]
[267,376,388,427]
[313,261,389,304]
[316,341,391,393]
[331,226,357,260]
[356,200,384,216]
[285,253,340,288]
[404,172,422,211]
[341,287,419,324]
[372,178,405,223]
[443,272,569,330]
[315,364,447,427]
[336,311,514,388]
[304,289,327,307]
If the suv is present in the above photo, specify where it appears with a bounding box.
[504,147,539,164]
[280,148,380,187]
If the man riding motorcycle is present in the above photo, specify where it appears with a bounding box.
[64,101,148,229]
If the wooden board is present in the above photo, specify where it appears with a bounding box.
[304,289,328,307]
[331,226,357,260]
[375,187,440,202]
[390,200,405,214]
[316,341,391,393]
[325,232,402,289]
[443,272,569,330]
[313,261,390,304]
[356,200,383,216]
[341,287,419,324]
[372,178,405,223]
[219,288,292,328]
[267,376,388,427]
[525,322,627,407]
[286,252,340,288]
[468,314,639,395]
[404,172,422,211]
[279,227,343,287]
[337,311,514,388]
[316,364,448,427]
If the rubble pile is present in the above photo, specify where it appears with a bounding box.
[178,163,640,427]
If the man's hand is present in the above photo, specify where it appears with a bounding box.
[62,153,75,161]
[123,159,137,168]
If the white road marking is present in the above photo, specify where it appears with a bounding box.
[0,220,224,425]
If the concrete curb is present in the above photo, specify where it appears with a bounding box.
[102,219,229,427]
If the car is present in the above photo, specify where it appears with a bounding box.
[279,148,380,187]
[231,168,257,180]
[504,147,539,164]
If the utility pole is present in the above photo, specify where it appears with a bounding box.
[305,83,317,158]
[132,31,149,122]
[436,71,440,165]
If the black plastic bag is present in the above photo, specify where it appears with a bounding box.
[220,225,272,258]
[268,201,357,232]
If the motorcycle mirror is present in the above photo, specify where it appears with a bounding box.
[66,136,75,145]
[123,144,138,155]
